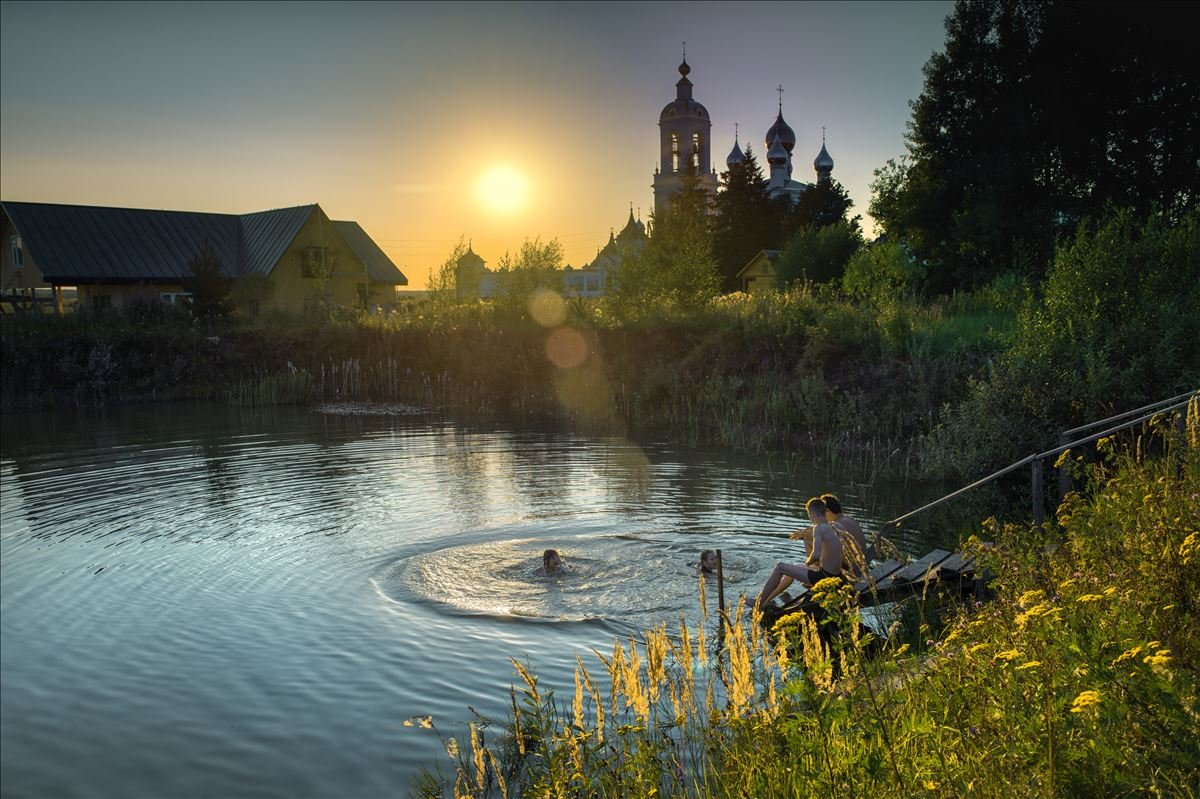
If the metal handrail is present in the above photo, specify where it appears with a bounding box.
[882,390,1198,532]
[1060,389,1198,437]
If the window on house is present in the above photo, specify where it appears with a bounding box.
[247,299,261,318]
[301,246,335,278]
[92,294,112,311]
[10,235,24,268]
[671,133,679,173]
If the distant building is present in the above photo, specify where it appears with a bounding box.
[653,54,837,212]
[652,56,720,216]
[0,200,406,315]
[735,249,782,293]
[457,208,647,301]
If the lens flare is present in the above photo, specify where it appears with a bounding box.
[529,289,566,327]
[545,326,588,369]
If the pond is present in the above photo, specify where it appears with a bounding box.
[1,402,943,798]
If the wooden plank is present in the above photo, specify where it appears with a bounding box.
[854,559,904,594]
[874,549,952,592]
[937,552,975,576]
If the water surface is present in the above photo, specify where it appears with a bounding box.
[1,402,941,797]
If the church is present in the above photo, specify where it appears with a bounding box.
[457,54,836,298]
[654,53,835,213]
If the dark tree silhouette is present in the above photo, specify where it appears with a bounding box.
[182,243,234,319]
[871,0,1200,291]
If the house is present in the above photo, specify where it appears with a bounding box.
[0,201,407,314]
[735,249,781,293]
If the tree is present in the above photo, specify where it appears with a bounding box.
[712,147,783,292]
[786,178,855,237]
[492,237,565,321]
[774,220,863,289]
[611,167,720,312]
[427,237,469,306]
[842,240,925,306]
[182,243,234,319]
[872,0,1200,291]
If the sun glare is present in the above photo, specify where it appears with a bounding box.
[475,165,530,215]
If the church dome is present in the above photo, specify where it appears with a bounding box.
[765,113,796,153]
[814,142,834,171]
[726,138,745,167]
[678,58,690,78]
[660,98,709,121]
[767,132,788,165]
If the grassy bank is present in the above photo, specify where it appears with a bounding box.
[417,403,1200,798]
[0,286,1011,479]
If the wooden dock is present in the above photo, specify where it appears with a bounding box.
[763,547,985,623]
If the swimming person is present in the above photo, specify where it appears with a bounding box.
[535,549,564,576]
[756,497,845,611]
[698,549,719,575]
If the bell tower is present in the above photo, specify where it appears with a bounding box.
[651,47,719,216]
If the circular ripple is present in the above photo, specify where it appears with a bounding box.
[375,534,756,630]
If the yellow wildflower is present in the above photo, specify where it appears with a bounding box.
[1017,589,1045,608]
[1073,664,1089,678]
[1077,594,1105,603]
[995,649,1022,661]
[1113,645,1144,665]
[1143,649,1173,668]
[1070,690,1101,713]
[1016,660,1042,670]
[969,643,990,655]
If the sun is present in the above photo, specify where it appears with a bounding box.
[475,165,530,215]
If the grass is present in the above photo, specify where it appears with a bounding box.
[415,401,1200,798]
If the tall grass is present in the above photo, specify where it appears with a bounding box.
[416,401,1200,798]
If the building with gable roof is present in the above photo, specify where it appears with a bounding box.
[0,201,406,314]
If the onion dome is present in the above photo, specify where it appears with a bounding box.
[678,58,690,78]
[814,141,834,172]
[726,137,745,167]
[767,132,788,166]
[765,112,796,154]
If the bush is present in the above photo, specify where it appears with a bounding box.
[775,221,863,288]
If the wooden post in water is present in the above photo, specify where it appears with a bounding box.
[716,549,726,618]
[1031,458,1045,525]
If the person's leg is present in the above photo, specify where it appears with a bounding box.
[757,562,811,609]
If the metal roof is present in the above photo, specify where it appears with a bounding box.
[1,201,241,282]
[0,202,394,286]
[238,205,317,278]
[333,221,408,285]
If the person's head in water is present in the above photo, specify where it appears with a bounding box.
[542,549,563,573]
[805,497,829,525]
[820,493,843,518]
[699,549,718,574]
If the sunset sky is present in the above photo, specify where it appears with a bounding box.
[0,1,954,288]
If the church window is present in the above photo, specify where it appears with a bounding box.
[671,133,679,172]
[692,132,701,168]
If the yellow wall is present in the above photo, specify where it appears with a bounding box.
[737,252,778,294]
[1,212,50,293]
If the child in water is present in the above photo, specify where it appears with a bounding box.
[698,549,719,575]
[535,549,564,576]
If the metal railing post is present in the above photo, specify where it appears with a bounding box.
[1031,458,1045,525]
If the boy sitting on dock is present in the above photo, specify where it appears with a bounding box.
[756,497,845,611]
